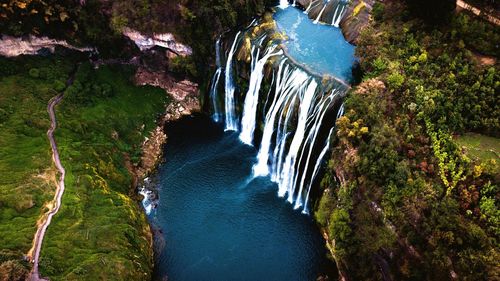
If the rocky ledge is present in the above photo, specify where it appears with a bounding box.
[0,35,94,57]
[133,67,200,178]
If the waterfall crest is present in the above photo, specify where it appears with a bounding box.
[209,9,350,213]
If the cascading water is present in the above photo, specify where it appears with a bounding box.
[147,3,356,280]
[331,1,348,27]
[239,44,283,145]
[279,0,289,9]
[313,2,328,24]
[210,39,223,122]
[298,0,349,26]
[224,31,241,131]
[209,5,353,212]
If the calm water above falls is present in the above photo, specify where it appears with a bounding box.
[150,116,326,281]
[274,7,356,82]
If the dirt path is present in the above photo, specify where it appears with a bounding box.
[457,0,500,26]
[28,93,66,281]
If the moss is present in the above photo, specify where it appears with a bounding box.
[0,55,168,280]
[38,63,168,280]
[0,55,78,261]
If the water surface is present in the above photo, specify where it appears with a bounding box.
[274,7,356,82]
[150,116,326,281]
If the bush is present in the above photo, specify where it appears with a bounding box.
[372,2,385,21]
[386,72,405,89]
[406,0,456,24]
[53,80,66,92]
[28,68,40,78]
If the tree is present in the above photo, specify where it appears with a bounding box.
[405,0,456,24]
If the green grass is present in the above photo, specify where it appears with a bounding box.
[0,55,78,276]
[0,55,169,280]
[38,63,168,280]
[456,133,500,163]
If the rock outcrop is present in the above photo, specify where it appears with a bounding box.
[0,35,94,57]
[133,67,200,178]
[123,28,192,57]
[339,0,375,44]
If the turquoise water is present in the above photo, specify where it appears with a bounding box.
[274,7,356,82]
[150,116,327,281]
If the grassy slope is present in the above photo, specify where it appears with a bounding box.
[456,133,500,163]
[0,55,78,276]
[38,63,168,280]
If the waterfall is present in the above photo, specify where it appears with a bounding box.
[332,4,346,27]
[240,45,282,145]
[213,9,350,212]
[304,0,315,14]
[279,78,318,201]
[254,60,309,176]
[293,91,338,209]
[279,0,289,9]
[224,31,241,131]
[331,5,340,25]
[313,4,327,24]
[302,126,335,214]
[210,69,222,122]
[139,184,154,215]
[210,39,223,122]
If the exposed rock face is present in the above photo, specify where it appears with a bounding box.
[0,35,94,57]
[123,28,192,56]
[136,127,168,178]
[133,67,200,177]
[339,0,375,44]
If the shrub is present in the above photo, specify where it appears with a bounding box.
[53,80,66,92]
[372,2,385,21]
[386,72,405,89]
[29,68,40,78]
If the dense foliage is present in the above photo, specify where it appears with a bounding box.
[316,2,499,280]
[0,54,168,280]
[0,0,133,57]
[1,0,277,78]
[109,0,276,79]
[0,55,80,280]
[405,0,456,24]
[38,63,168,280]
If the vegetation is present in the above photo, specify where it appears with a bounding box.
[456,133,500,163]
[1,0,277,79]
[109,0,276,78]
[316,1,499,280]
[0,0,133,57]
[405,0,456,24]
[38,63,168,280]
[0,54,80,279]
[0,54,169,280]
[1,1,279,279]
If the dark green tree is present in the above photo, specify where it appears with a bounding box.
[405,0,456,24]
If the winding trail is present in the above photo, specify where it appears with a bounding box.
[28,93,66,281]
[457,0,500,26]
